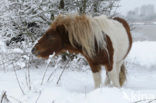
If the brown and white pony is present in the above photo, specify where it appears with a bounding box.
[32,14,132,88]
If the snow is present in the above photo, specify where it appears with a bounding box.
[33,87,128,103]
[0,40,156,103]
[127,41,156,68]
[0,70,129,103]
[85,88,128,103]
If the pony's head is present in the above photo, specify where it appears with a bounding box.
[32,14,106,58]
[32,25,67,58]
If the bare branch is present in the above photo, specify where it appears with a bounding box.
[0,91,10,103]
[12,62,25,95]
[56,60,70,85]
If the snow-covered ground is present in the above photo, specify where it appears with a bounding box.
[0,40,156,103]
[1,30,156,103]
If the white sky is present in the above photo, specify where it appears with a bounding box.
[118,0,156,15]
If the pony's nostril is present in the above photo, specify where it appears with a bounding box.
[31,47,36,54]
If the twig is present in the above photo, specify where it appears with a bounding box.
[41,54,55,85]
[25,71,29,90]
[12,62,25,95]
[148,99,156,103]
[47,67,58,82]
[0,91,8,103]
[2,59,6,72]
[84,86,87,98]
[133,98,156,103]
[52,100,55,103]
[1,55,6,72]
[27,55,31,90]
[56,67,66,85]
[40,62,50,85]
[56,60,70,85]
[25,55,31,90]
[35,91,42,103]
[9,96,22,103]
[134,99,148,103]
[0,91,12,103]
[47,57,62,82]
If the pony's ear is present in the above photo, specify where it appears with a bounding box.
[56,25,67,35]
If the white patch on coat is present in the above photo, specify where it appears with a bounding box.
[92,15,129,62]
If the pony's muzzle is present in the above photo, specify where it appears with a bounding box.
[31,47,39,56]
[32,47,42,57]
[31,47,36,54]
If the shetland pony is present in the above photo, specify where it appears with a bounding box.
[32,14,132,88]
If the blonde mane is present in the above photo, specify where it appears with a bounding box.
[51,14,108,57]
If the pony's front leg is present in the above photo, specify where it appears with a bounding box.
[89,64,102,88]
[92,70,102,88]
[85,56,102,88]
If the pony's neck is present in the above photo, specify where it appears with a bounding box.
[59,30,83,54]
[63,43,83,54]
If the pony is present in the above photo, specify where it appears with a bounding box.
[32,14,132,88]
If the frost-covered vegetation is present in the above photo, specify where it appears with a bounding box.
[0,0,156,103]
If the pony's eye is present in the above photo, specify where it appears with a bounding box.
[46,34,52,38]
[50,36,56,40]
[47,35,56,40]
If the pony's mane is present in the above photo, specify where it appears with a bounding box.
[51,14,108,57]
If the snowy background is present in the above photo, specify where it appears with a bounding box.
[0,0,156,103]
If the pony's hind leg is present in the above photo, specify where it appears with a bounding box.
[106,61,126,87]
[119,63,127,86]
[104,72,111,86]
[105,61,124,87]
[108,63,120,87]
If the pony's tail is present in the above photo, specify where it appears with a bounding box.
[119,63,127,86]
